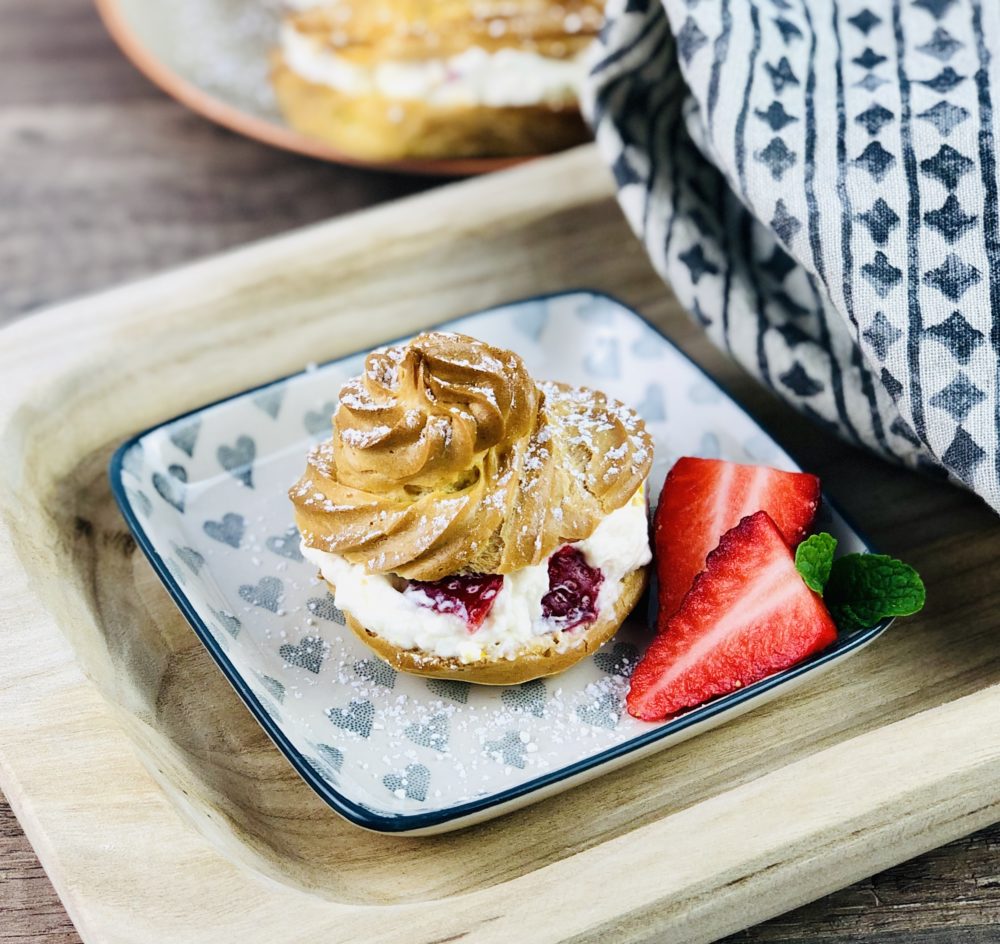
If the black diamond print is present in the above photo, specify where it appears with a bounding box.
[881,367,904,400]
[862,311,903,360]
[853,141,896,181]
[853,47,888,70]
[756,101,798,131]
[913,0,957,19]
[691,298,712,327]
[772,290,811,318]
[771,199,802,244]
[765,57,800,92]
[857,198,901,245]
[779,362,824,396]
[918,100,970,137]
[924,194,977,243]
[774,17,803,44]
[918,66,965,93]
[612,152,640,188]
[678,244,720,284]
[918,27,963,62]
[862,251,903,297]
[929,373,986,421]
[855,104,895,136]
[760,246,798,281]
[755,137,797,179]
[920,144,974,190]
[943,427,985,482]
[855,73,890,92]
[925,311,985,364]
[848,10,882,35]
[890,416,921,446]
[775,322,815,347]
[923,253,981,301]
[677,16,709,63]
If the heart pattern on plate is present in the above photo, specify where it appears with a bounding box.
[484,731,528,769]
[307,593,345,624]
[266,525,303,561]
[404,714,449,753]
[501,680,547,718]
[576,691,623,730]
[252,387,285,419]
[239,576,283,613]
[425,679,471,704]
[383,763,430,802]
[168,419,200,457]
[212,609,241,638]
[203,512,245,548]
[304,402,337,436]
[327,700,375,738]
[175,544,205,575]
[218,435,256,488]
[279,635,327,674]
[593,642,640,677]
[152,464,187,513]
[355,659,396,689]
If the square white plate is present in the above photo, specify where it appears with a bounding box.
[111,291,890,834]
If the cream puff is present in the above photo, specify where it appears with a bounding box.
[272,0,605,160]
[290,331,653,684]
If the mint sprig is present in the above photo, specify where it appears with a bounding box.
[794,534,925,632]
[824,553,926,631]
[794,533,837,593]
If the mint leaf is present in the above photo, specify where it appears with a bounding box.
[795,532,838,593]
[825,553,926,631]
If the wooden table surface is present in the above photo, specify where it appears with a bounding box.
[2,1,999,941]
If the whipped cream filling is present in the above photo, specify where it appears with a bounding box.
[281,24,588,108]
[300,487,651,664]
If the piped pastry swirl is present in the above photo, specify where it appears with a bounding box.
[291,332,653,581]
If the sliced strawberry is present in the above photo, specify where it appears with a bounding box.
[405,573,504,632]
[542,545,604,630]
[628,511,837,721]
[655,457,820,621]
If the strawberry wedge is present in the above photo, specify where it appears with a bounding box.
[654,457,820,621]
[628,511,837,721]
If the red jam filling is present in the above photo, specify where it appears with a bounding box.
[404,547,604,633]
[404,573,504,632]
[541,546,604,631]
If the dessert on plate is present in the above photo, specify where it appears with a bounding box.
[272,0,606,160]
[290,331,653,684]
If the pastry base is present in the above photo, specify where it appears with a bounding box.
[271,56,591,161]
[331,566,648,685]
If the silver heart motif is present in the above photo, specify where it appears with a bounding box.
[239,576,283,612]
[576,691,623,730]
[168,419,201,457]
[304,402,337,436]
[425,678,470,704]
[484,731,528,769]
[266,525,303,562]
[212,609,241,638]
[354,659,396,689]
[203,512,245,548]
[152,464,187,512]
[593,642,640,677]
[217,435,256,488]
[307,593,345,624]
[404,714,449,752]
[174,544,204,574]
[383,763,430,802]
[501,679,547,718]
[257,673,285,704]
[252,387,285,419]
[279,635,327,674]
[327,699,375,738]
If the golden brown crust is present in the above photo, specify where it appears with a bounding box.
[287,1,604,63]
[272,57,590,160]
[334,566,647,685]
[290,332,654,580]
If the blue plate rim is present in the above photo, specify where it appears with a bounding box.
[108,288,891,833]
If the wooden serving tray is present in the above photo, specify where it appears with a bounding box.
[1,145,999,944]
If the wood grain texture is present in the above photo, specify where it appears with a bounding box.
[1,1,999,941]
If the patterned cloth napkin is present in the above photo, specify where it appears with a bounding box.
[584,0,1000,512]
